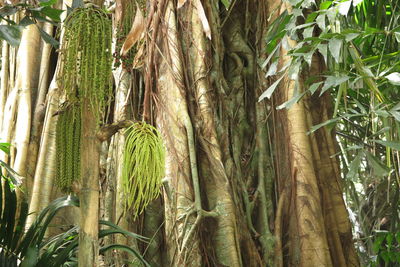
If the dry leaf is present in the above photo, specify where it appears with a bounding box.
[177,0,187,9]
[195,0,211,40]
[121,4,145,56]
[132,41,146,69]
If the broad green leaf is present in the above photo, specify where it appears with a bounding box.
[386,72,400,85]
[329,38,342,63]
[19,16,35,27]
[366,152,390,177]
[220,0,230,9]
[345,32,360,42]
[277,89,307,110]
[308,81,323,94]
[39,0,57,7]
[258,75,284,102]
[40,6,63,22]
[316,14,326,31]
[395,32,400,43]
[37,26,59,48]
[303,25,315,38]
[265,60,278,78]
[320,75,349,95]
[20,246,39,267]
[261,42,280,69]
[317,43,328,64]
[0,5,18,17]
[346,151,362,181]
[308,117,340,134]
[306,12,318,23]
[0,142,10,154]
[319,1,332,10]
[0,25,21,46]
[337,0,351,16]
[372,140,400,151]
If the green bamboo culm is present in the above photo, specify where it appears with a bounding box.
[59,7,113,122]
[122,122,165,217]
[55,106,81,192]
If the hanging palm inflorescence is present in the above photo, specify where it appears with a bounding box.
[55,7,113,192]
[122,122,165,217]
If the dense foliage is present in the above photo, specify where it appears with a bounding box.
[262,0,400,265]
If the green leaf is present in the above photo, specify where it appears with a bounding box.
[0,142,10,154]
[316,14,326,31]
[37,26,59,48]
[40,6,63,22]
[303,25,315,38]
[329,38,342,63]
[366,152,390,177]
[319,1,332,9]
[308,117,340,134]
[317,43,328,64]
[386,72,400,85]
[258,75,284,102]
[277,89,307,110]
[320,75,349,95]
[0,5,18,17]
[39,0,57,7]
[372,140,400,151]
[221,0,230,9]
[20,246,39,267]
[19,16,35,27]
[308,81,323,94]
[0,25,21,46]
[337,0,351,16]
[346,151,362,180]
[395,32,400,43]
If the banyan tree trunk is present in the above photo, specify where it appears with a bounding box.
[269,1,360,266]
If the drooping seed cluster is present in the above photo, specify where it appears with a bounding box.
[55,8,112,192]
[122,122,165,217]
[55,105,81,192]
[60,7,113,121]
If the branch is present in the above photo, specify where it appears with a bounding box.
[96,120,135,141]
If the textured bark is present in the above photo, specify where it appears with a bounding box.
[78,99,100,267]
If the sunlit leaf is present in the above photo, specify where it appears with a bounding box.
[385,72,400,85]
[372,140,400,151]
[220,0,230,9]
[258,75,284,102]
[337,0,351,16]
[316,14,326,31]
[329,38,342,63]
[319,1,332,10]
